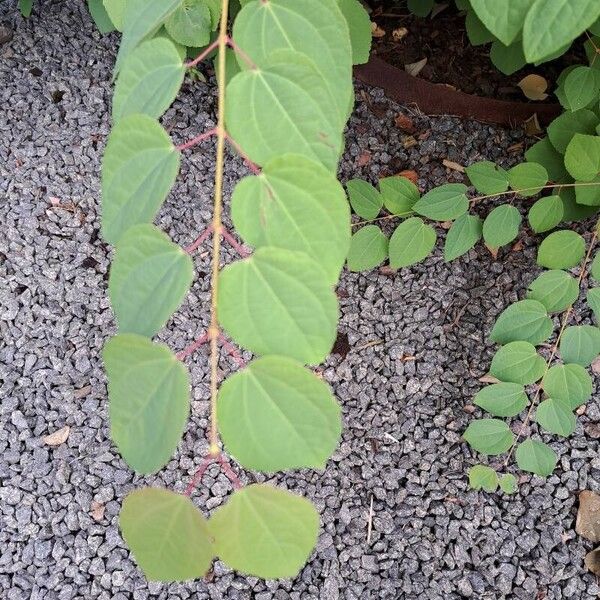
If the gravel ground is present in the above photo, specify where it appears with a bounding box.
[2,2,600,599]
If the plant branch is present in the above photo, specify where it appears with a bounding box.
[184,225,213,254]
[216,454,243,489]
[185,39,220,68]
[184,455,214,496]
[220,226,250,257]
[224,130,261,175]
[176,128,217,151]
[177,331,210,361]
[218,332,247,368]
[226,35,257,70]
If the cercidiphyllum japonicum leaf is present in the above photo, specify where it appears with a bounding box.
[469,0,534,46]
[593,253,600,280]
[463,419,514,456]
[526,270,579,313]
[507,163,548,197]
[490,300,553,346]
[225,51,342,172]
[542,363,593,409]
[490,39,527,76]
[523,0,600,63]
[537,230,585,269]
[112,38,185,124]
[465,161,509,195]
[524,138,570,184]
[547,109,599,154]
[588,288,600,323]
[232,0,353,127]
[101,114,180,245]
[88,0,116,34]
[230,155,350,284]
[208,484,319,579]
[108,224,193,337]
[575,176,600,206]
[473,383,529,417]
[535,398,576,437]
[559,188,600,222]
[515,439,558,477]
[379,176,420,216]
[468,464,498,492]
[19,0,33,18]
[113,0,184,76]
[562,66,600,111]
[104,0,124,31]
[482,204,522,249]
[347,225,388,272]
[120,488,214,581]
[218,247,338,365]
[388,217,436,269]
[165,0,211,47]
[217,356,341,471]
[465,9,496,47]
[103,334,189,474]
[559,325,600,366]
[489,341,546,385]
[565,134,600,181]
[346,179,383,220]
[528,195,564,234]
[337,0,372,65]
[499,473,518,494]
[412,183,469,221]
[444,214,482,261]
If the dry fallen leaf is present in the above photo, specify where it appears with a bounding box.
[576,491,600,543]
[392,27,408,42]
[43,425,70,447]
[90,501,105,522]
[74,385,92,399]
[371,22,386,38]
[394,113,416,133]
[442,159,465,173]
[463,404,476,414]
[591,355,600,374]
[405,57,428,77]
[512,240,524,252]
[485,244,499,259]
[402,136,418,149]
[397,169,419,185]
[524,113,543,136]
[357,151,371,167]
[517,74,549,101]
[479,374,500,384]
[585,548,600,576]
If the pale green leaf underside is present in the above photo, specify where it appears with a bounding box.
[389,217,436,268]
[490,299,553,346]
[468,464,498,492]
[490,341,546,385]
[104,0,124,31]
[526,270,579,313]
[474,382,528,417]
[537,230,585,269]
[542,363,592,408]
[515,439,557,476]
[347,225,388,272]
[463,418,514,455]
[218,356,341,471]
[120,488,213,581]
[338,0,372,65]
[536,398,576,437]
[218,247,338,365]
[165,0,211,47]
[102,114,180,245]
[109,224,193,337]
[104,334,189,474]
[559,325,600,366]
[209,484,319,579]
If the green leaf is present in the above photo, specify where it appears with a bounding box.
[466,161,509,195]
[565,134,600,181]
[526,270,579,312]
[104,0,124,31]
[542,363,592,409]
[592,253,600,280]
[490,39,527,75]
[412,183,469,221]
[490,341,546,385]
[338,0,372,64]
[515,439,557,477]
[473,383,528,417]
[563,65,600,111]
[587,288,600,323]
[463,419,514,455]
[527,195,564,233]
[536,398,576,437]
[114,0,184,76]
[109,224,193,337]
[465,9,496,46]
[101,114,180,245]
[165,0,211,47]
[112,37,185,123]
[499,473,518,494]
[468,465,498,492]
[408,0,434,17]
[482,204,522,249]
[218,356,341,471]
[507,162,548,197]
[469,0,533,45]
[537,230,585,269]
[233,0,353,126]
[547,109,599,154]
[346,179,383,220]
[490,299,552,346]
[19,0,33,17]
[104,334,189,474]
[575,177,600,206]
[226,51,342,171]
[218,247,338,365]
[559,187,600,222]
[88,0,116,33]
[388,217,436,268]
[230,154,350,284]
[523,0,600,63]
[120,488,213,581]
[209,484,319,579]
[444,214,482,261]
[379,176,420,215]
[525,137,570,183]
[560,325,600,366]
[347,226,388,272]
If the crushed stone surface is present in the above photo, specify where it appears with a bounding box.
[1,2,599,599]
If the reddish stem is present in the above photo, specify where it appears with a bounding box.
[185,39,220,68]
[223,131,261,175]
[217,454,243,489]
[184,225,213,254]
[220,226,250,258]
[177,331,210,361]
[226,35,257,70]
[176,128,217,152]
[184,455,214,496]
[218,332,247,368]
